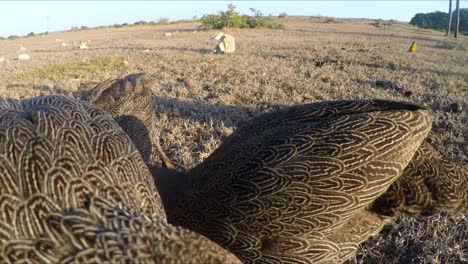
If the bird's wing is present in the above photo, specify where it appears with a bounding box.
[178,100,432,262]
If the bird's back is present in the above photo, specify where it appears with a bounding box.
[0,95,240,263]
[158,99,433,263]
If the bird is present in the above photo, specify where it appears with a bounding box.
[371,141,467,217]
[79,73,181,169]
[150,99,434,263]
[408,41,416,53]
[0,95,241,263]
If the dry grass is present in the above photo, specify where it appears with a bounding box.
[0,18,466,263]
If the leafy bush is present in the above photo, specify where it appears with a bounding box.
[26,32,35,37]
[134,20,148,26]
[7,35,19,40]
[200,4,284,30]
[279,12,288,18]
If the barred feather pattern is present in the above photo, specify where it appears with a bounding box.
[79,73,157,164]
[371,141,468,217]
[0,95,241,264]
[154,100,433,263]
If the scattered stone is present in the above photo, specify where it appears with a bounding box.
[61,42,67,47]
[143,49,150,53]
[79,42,88,49]
[19,45,27,51]
[375,80,412,97]
[18,54,30,61]
[0,57,5,63]
[449,102,463,113]
[212,32,235,54]
[164,32,172,37]
[123,60,129,66]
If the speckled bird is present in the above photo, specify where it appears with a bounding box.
[151,99,442,263]
[80,73,180,169]
[0,95,241,264]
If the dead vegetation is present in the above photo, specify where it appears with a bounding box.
[0,18,466,263]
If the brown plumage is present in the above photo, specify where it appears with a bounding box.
[80,73,179,169]
[151,99,434,263]
[371,141,467,217]
[0,95,240,263]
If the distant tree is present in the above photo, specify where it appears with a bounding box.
[26,32,35,37]
[279,12,288,19]
[409,9,467,35]
[7,35,19,40]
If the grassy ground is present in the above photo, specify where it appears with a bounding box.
[0,17,467,263]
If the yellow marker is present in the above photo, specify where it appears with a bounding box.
[408,41,416,53]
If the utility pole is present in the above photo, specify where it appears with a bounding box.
[446,0,453,36]
[454,0,460,38]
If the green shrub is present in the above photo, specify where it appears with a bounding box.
[200,4,284,30]
[134,20,148,25]
[7,35,19,40]
[26,32,35,37]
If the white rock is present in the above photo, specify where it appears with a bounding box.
[0,57,5,62]
[123,60,129,66]
[18,54,30,61]
[164,32,172,37]
[79,42,88,49]
[143,49,150,53]
[19,45,27,51]
[61,42,67,47]
[212,33,235,54]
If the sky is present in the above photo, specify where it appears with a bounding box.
[0,1,451,37]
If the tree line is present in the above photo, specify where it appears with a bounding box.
[409,8,467,35]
